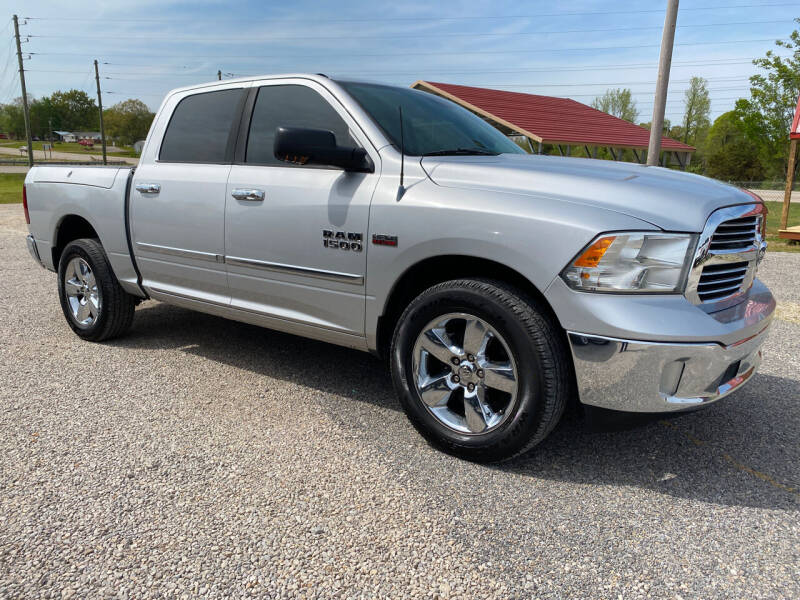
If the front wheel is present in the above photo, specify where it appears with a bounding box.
[57,238,136,342]
[390,279,571,462]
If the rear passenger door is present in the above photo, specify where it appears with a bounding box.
[225,80,380,335]
[131,86,246,304]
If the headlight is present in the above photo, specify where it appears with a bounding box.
[561,232,696,293]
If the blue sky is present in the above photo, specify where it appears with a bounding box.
[1,0,797,125]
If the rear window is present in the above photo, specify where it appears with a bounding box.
[159,89,243,163]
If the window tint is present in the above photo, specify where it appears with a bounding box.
[338,81,525,157]
[246,85,354,165]
[160,89,243,163]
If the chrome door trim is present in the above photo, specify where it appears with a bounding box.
[231,188,265,201]
[135,241,224,263]
[135,183,161,194]
[225,256,364,285]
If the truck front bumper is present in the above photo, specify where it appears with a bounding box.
[555,279,775,413]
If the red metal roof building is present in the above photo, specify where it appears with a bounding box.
[791,95,800,140]
[412,80,695,168]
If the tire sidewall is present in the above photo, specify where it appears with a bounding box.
[391,282,551,459]
[57,240,107,337]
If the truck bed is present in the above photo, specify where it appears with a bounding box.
[25,165,143,296]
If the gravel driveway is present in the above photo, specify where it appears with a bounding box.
[0,205,798,599]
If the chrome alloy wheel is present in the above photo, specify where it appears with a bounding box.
[411,313,519,434]
[63,257,100,327]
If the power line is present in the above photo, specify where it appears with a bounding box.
[20,3,800,24]
[27,37,784,60]
[24,20,791,42]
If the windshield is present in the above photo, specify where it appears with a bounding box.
[337,81,526,157]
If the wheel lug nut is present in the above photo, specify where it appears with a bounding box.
[452,375,460,383]
[467,354,475,362]
[467,383,475,391]
[477,369,484,378]
[451,357,460,365]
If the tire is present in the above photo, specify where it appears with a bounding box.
[390,278,571,462]
[57,238,136,342]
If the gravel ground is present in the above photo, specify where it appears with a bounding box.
[0,204,798,599]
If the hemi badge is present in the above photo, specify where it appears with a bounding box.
[372,234,398,247]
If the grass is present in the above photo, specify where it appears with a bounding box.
[0,173,25,204]
[764,200,800,253]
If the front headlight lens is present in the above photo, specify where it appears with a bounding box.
[562,232,696,293]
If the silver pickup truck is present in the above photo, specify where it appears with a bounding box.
[24,74,775,461]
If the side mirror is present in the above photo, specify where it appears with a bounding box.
[273,127,373,172]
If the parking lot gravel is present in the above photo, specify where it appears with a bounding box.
[0,204,798,599]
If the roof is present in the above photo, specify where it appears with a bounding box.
[53,130,72,135]
[791,95,800,140]
[412,80,695,152]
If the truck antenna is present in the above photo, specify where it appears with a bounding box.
[398,106,406,200]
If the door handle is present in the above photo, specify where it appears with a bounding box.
[231,188,265,202]
[135,183,161,194]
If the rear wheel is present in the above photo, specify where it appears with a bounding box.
[57,238,136,342]
[390,279,571,462]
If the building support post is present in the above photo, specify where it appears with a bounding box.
[781,138,798,231]
[537,141,543,155]
[647,0,679,166]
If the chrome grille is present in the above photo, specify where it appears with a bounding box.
[708,216,758,251]
[696,261,749,302]
[685,203,765,308]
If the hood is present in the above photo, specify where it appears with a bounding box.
[420,154,754,232]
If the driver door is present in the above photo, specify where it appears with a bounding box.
[225,81,380,336]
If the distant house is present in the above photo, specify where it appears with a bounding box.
[54,131,77,143]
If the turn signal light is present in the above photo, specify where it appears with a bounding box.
[573,236,615,268]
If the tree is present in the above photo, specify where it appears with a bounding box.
[734,18,800,179]
[592,88,638,122]
[702,111,764,181]
[681,76,711,145]
[46,90,98,132]
[102,99,154,146]
[0,99,26,138]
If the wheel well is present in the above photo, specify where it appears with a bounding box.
[52,215,98,268]
[375,255,561,359]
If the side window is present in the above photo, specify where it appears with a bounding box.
[246,85,355,165]
[159,89,243,163]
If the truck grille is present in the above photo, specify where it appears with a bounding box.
[697,261,749,302]
[708,216,759,251]
[685,204,765,307]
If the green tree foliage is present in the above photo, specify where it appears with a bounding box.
[0,99,26,138]
[591,88,639,123]
[681,77,711,145]
[734,18,800,179]
[103,99,155,146]
[0,90,99,139]
[702,111,764,181]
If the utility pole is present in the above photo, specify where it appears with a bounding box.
[94,60,107,165]
[13,15,34,167]
[218,70,222,81]
[646,0,679,166]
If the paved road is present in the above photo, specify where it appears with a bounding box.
[0,205,797,599]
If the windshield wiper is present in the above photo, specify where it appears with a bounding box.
[422,148,499,157]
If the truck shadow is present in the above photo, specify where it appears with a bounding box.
[115,301,800,510]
